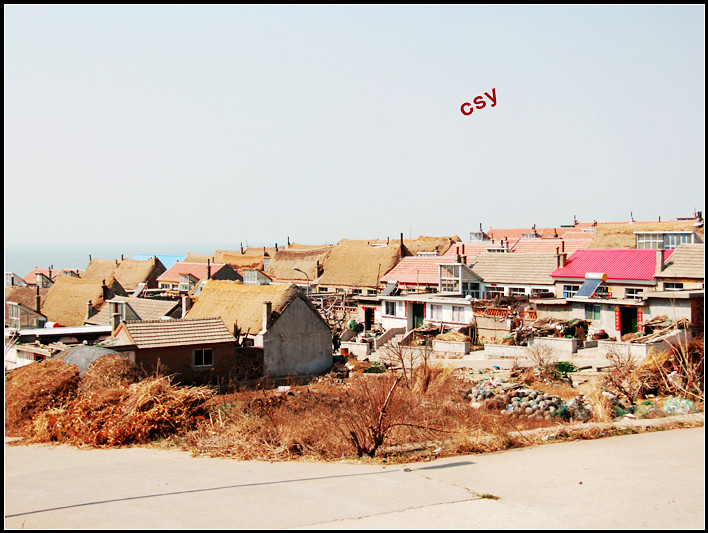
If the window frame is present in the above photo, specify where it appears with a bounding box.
[193,347,215,369]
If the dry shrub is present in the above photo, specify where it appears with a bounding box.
[78,354,141,394]
[26,376,215,447]
[645,337,704,402]
[5,359,80,437]
[602,347,660,405]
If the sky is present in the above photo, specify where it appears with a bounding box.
[4,5,705,249]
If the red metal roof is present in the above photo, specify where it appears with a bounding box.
[551,249,674,281]
[511,237,593,254]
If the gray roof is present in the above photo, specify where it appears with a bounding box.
[57,345,124,377]
[657,244,705,280]
[118,317,235,349]
[85,296,180,326]
[469,252,559,285]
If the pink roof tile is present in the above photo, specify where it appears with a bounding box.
[551,249,674,281]
[511,237,593,255]
[380,256,446,285]
[157,262,227,283]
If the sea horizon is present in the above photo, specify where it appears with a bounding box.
[3,242,245,279]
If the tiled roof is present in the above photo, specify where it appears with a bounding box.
[469,253,559,285]
[22,268,75,285]
[441,242,507,262]
[157,262,227,283]
[657,244,705,279]
[510,237,593,254]
[85,296,180,325]
[119,317,235,349]
[380,256,447,285]
[551,249,674,281]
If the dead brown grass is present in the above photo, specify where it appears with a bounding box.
[5,359,80,437]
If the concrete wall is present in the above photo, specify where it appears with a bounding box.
[598,329,693,362]
[263,297,333,378]
[432,340,470,355]
[340,341,371,357]
[529,336,579,354]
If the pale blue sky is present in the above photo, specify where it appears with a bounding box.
[4,5,705,248]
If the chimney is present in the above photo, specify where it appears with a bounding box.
[262,301,272,331]
[102,279,109,300]
[556,247,561,268]
[181,295,191,318]
[561,240,565,253]
[36,285,41,313]
[110,310,121,335]
[462,255,467,265]
[316,260,321,276]
[287,236,290,246]
[456,254,461,263]
[207,259,211,280]
[462,244,465,254]
[240,242,244,254]
[121,254,124,261]
[275,243,278,252]
[86,299,94,320]
[656,249,666,274]
[560,253,567,267]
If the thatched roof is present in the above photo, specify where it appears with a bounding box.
[318,244,403,288]
[41,276,127,327]
[589,221,705,249]
[286,243,332,250]
[183,253,215,263]
[82,258,120,280]
[113,257,166,290]
[265,248,332,282]
[402,235,461,256]
[212,249,267,270]
[185,280,302,335]
[5,286,50,320]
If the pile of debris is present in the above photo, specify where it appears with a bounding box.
[5,352,214,447]
[503,317,592,346]
[464,378,593,422]
[625,316,691,344]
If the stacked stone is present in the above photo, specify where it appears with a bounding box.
[467,380,594,422]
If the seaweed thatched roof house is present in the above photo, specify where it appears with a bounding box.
[41,276,127,327]
[317,242,404,294]
[82,257,166,291]
[264,247,332,285]
[186,280,332,378]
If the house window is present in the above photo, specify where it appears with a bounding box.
[664,233,693,249]
[626,288,643,300]
[367,290,377,296]
[193,348,214,368]
[243,270,258,285]
[430,304,443,321]
[509,287,525,296]
[636,233,664,249]
[664,282,684,291]
[585,304,601,321]
[352,289,362,295]
[452,306,464,322]
[563,285,580,298]
[486,286,504,298]
[8,302,21,329]
[462,282,480,298]
[384,301,397,316]
[594,286,611,299]
[318,286,329,293]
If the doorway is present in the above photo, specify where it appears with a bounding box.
[364,307,375,331]
[619,306,638,336]
[412,303,425,329]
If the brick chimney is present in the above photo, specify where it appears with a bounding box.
[655,249,666,275]
[86,299,94,321]
[207,259,211,280]
[36,285,41,313]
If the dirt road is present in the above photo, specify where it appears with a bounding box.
[4,420,704,530]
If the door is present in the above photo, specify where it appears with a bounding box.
[619,306,638,336]
[412,303,425,329]
[364,307,375,331]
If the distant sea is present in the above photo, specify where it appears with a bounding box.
[3,243,226,278]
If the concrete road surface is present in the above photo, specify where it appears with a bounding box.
[4,426,705,530]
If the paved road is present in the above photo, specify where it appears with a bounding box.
[5,423,704,530]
